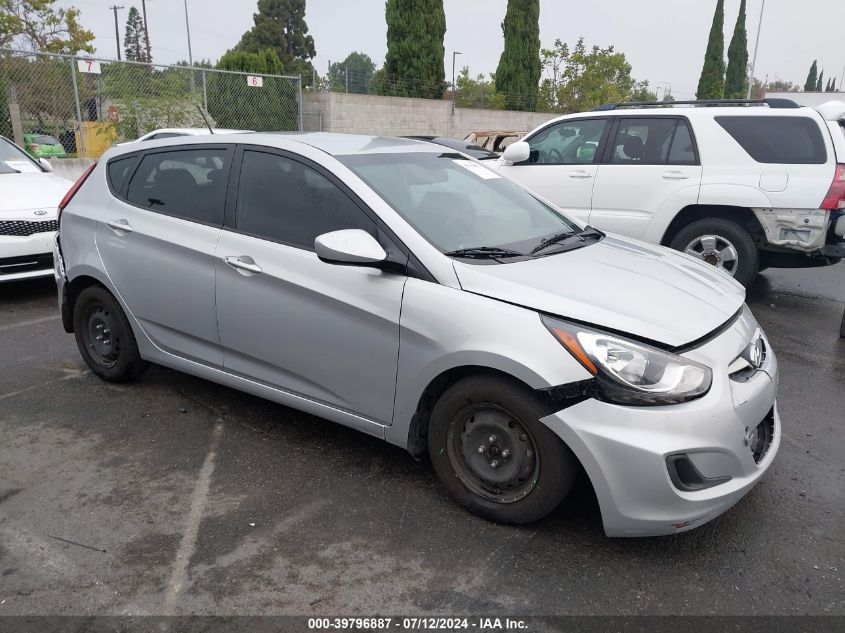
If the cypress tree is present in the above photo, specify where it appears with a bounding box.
[697,0,726,99]
[804,60,818,92]
[381,0,446,99]
[124,7,148,63]
[494,0,541,111]
[724,0,748,99]
[816,70,824,92]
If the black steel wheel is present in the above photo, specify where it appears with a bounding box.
[429,375,577,524]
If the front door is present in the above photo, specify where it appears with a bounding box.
[496,117,610,223]
[215,148,406,425]
[95,145,232,366]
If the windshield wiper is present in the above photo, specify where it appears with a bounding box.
[445,246,524,259]
[530,227,603,255]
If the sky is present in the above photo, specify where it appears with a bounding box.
[58,0,845,99]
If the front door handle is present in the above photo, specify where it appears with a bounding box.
[106,219,133,233]
[224,256,263,275]
[569,170,592,179]
[663,171,690,180]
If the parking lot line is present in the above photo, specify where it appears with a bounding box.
[161,418,225,614]
[0,315,60,333]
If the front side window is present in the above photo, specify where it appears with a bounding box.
[125,148,228,224]
[525,118,608,165]
[340,152,581,254]
[715,116,827,164]
[235,150,376,249]
[610,118,679,164]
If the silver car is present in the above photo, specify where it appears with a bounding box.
[54,133,780,536]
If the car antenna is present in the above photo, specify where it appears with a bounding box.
[196,104,214,134]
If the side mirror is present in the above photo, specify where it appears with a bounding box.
[39,158,53,172]
[315,229,387,267]
[503,141,530,164]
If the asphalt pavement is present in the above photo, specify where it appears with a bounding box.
[0,265,842,617]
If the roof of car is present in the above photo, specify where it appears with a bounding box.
[110,132,447,158]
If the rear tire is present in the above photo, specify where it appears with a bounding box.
[73,285,147,382]
[428,376,577,524]
[670,218,760,287]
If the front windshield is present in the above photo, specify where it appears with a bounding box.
[339,152,579,254]
[0,137,42,174]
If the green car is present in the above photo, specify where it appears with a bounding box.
[23,133,67,158]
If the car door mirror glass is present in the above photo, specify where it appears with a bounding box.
[315,229,387,266]
[503,141,530,164]
[39,157,53,172]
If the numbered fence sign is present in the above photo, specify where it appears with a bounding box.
[247,75,264,88]
[77,59,102,75]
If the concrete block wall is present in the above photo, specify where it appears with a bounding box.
[303,92,555,139]
[45,157,96,182]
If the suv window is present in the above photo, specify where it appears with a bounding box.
[125,148,228,224]
[668,121,697,165]
[235,150,376,250]
[715,116,827,164]
[525,119,608,165]
[610,118,680,165]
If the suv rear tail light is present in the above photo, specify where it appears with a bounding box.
[58,162,97,224]
[821,164,845,210]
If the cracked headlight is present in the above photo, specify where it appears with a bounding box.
[542,316,713,406]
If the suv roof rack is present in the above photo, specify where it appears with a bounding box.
[593,98,801,111]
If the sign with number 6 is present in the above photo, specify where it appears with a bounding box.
[247,75,264,88]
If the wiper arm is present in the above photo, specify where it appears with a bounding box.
[445,246,524,259]
[530,227,603,255]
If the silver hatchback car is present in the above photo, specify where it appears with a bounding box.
[55,133,780,536]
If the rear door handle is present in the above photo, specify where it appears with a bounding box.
[106,219,133,233]
[663,171,690,180]
[569,170,592,179]
[224,256,263,275]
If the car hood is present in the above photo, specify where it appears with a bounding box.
[0,172,72,218]
[453,235,746,348]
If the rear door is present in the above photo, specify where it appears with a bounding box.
[214,146,406,426]
[496,117,611,223]
[95,145,233,367]
[590,117,702,239]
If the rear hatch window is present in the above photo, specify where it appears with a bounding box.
[715,116,827,164]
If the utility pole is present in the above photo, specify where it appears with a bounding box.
[747,0,766,99]
[183,0,194,67]
[451,51,462,115]
[141,0,152,63]
[109,5,125,60]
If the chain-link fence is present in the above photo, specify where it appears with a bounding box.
[0,48,303,158]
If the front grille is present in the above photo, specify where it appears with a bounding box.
[748,408,775,464]
[0,220,59,237]
[0,253,54,275]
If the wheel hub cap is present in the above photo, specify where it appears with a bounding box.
[684,234,739,276]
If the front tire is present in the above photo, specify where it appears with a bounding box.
[73,285,147,382]
[428,376,577,524]
[670,218,760,287]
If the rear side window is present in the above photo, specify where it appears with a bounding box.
[235,150,376,250]
[107,156,137,193]
[668,121,697,165]
[125,148,229,224]
[715,116,827,164]
[610,118,679,164]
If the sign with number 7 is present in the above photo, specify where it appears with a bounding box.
[77,59,102,75]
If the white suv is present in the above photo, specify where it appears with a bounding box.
[496,99,845,286]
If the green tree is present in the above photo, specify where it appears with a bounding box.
[0,0,94,53]
[454,67,502,109]
[494,0,541,111]
[329,52,376,94]
[724,0,748,98]
[123,6,149,63]
[235,0,316,80]
[538,38,653,113]
[208,48,299,131]
[376,0,446,99]
[816,70,824,92]
[697,0,726,99]
[804,60,818,91]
